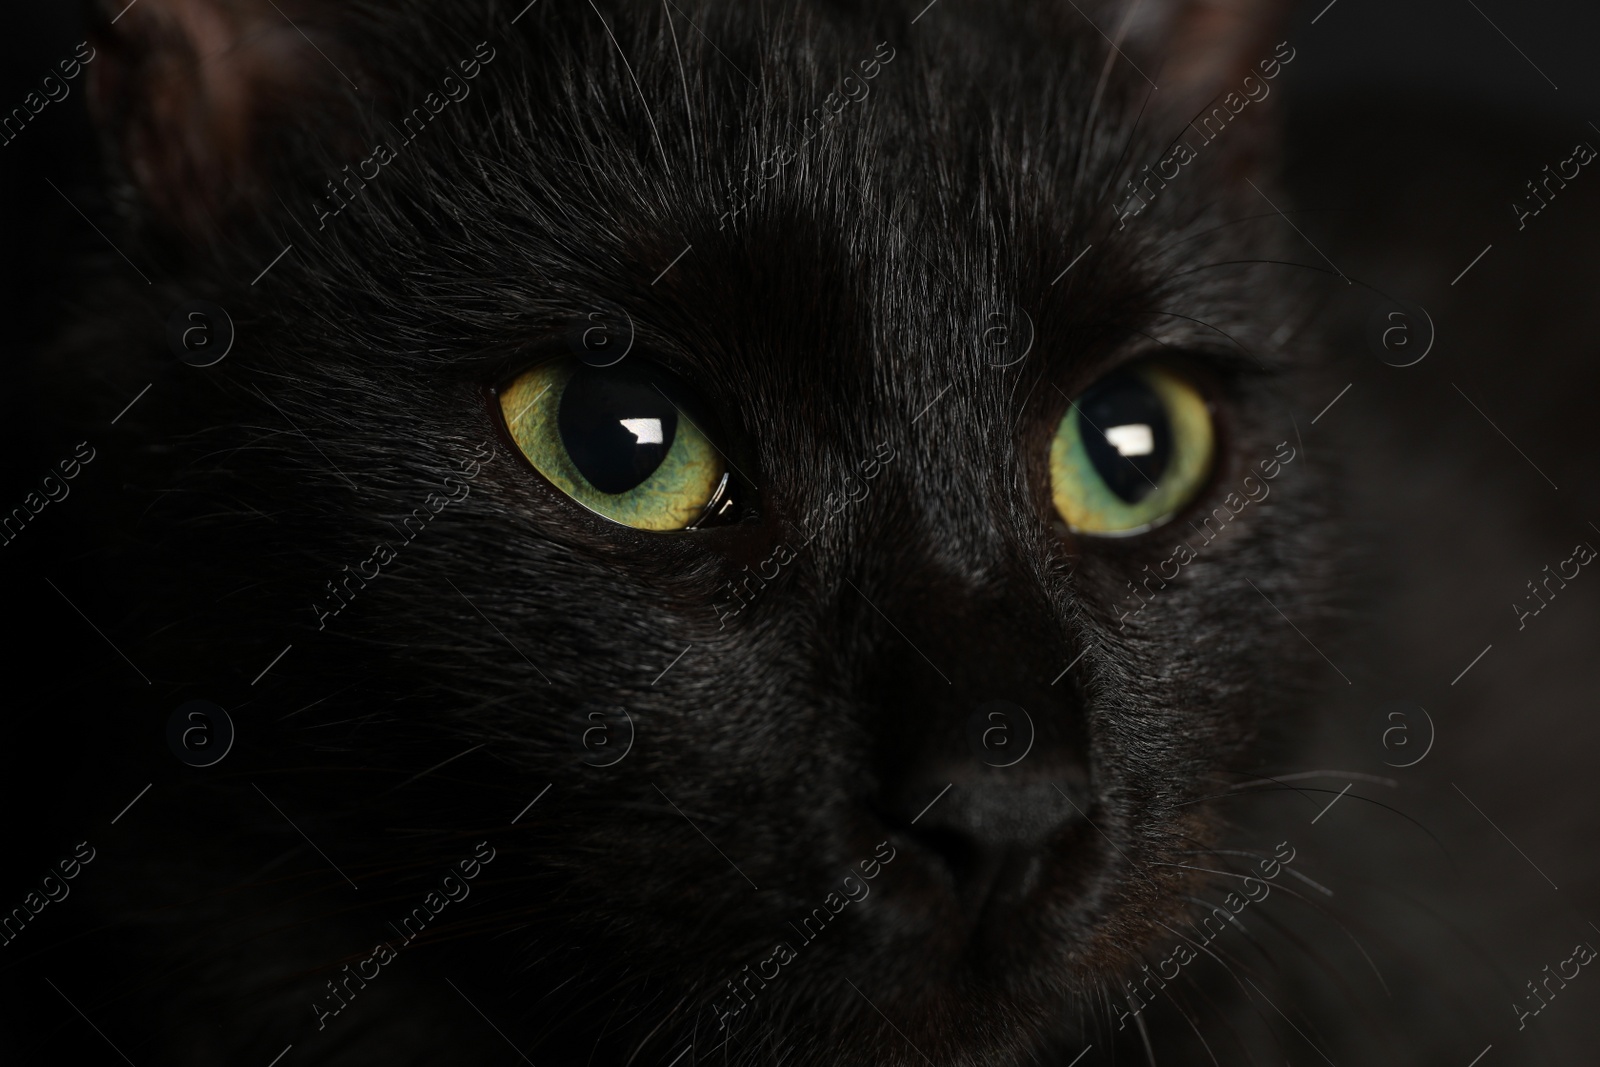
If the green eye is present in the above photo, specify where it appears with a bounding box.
[1050,362,1215,536]
[499,358,728,531]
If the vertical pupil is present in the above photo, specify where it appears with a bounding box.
[558,366,679,494]
[1077,370,1172,504]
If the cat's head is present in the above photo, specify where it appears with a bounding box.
[73,0,1334,1061]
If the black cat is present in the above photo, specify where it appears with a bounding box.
[5,0,1595,1064]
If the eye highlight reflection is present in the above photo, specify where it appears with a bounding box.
[499,358,727,531]
[1049,362,1215,536]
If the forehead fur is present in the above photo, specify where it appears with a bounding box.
[222,0,1297,475]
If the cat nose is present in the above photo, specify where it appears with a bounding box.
[846,569,1100,916]
[880,758,1093,919]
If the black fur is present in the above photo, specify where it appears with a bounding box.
[7,0,1446,1063]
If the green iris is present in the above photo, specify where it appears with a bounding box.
[1050,362,1214,535]
[499,358,726,531]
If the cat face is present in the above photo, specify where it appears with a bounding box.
[77,0,1331,1061]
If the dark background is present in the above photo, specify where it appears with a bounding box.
[1290,0,1600,118]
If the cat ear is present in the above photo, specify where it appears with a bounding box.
[1106,0,1292,111]
[86,0,367,240]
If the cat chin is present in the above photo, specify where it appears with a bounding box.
[700,950,1115,1067]
[665,803,1259,1062]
